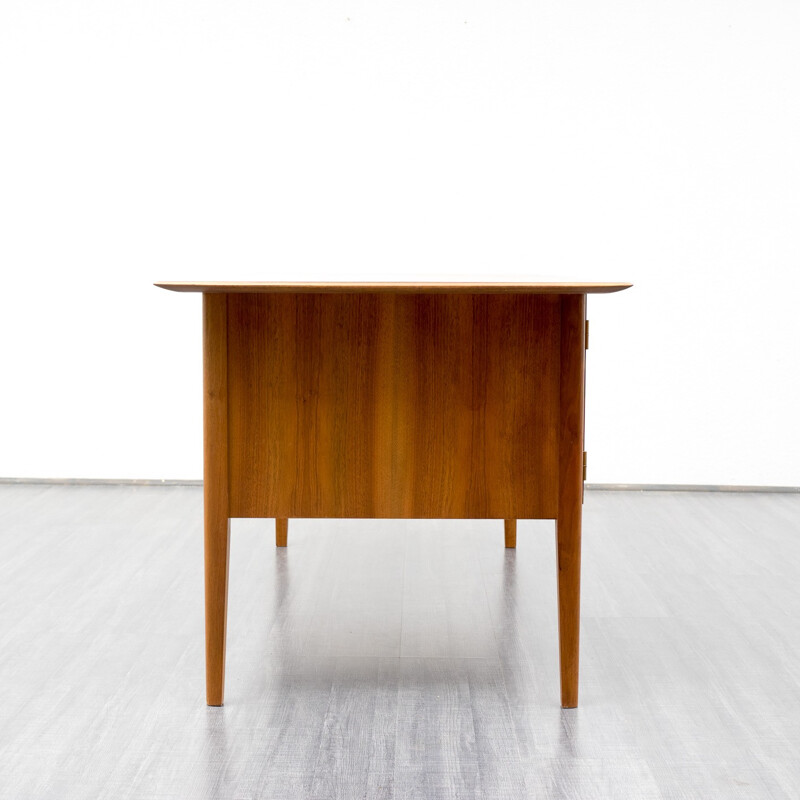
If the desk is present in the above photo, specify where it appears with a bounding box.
[156,281,632,707]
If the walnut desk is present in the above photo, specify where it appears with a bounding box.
[156,281,632,708]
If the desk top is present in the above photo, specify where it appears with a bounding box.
[155,281,632,294]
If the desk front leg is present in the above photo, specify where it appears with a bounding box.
[203,294,231,706]
[556,293,586,709]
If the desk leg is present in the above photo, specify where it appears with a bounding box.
[556,294,586,709]
[204,294,230,707]
[276,518,288,547]
[205,516,230,707]
[504,519,517,548]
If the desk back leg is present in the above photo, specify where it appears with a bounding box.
[276,518,288,547]
[556,293,586,709]
[504,519,517,548]
[204,293,231,707]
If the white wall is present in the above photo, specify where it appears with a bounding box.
[1,0,798,486]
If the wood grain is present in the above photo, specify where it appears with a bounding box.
[203,293,230,706]
[156,281,632,294]
[555,293,586,708]
[225,293,561,520]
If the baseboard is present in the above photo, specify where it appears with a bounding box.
[0,477,797,493]
[0,477,203,486]
[585,483,800,493]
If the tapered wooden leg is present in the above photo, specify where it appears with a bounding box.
[504,519,517,548]
[205,516,230,706]
[276,518,288,547]
[555,513,581,708]
[204,293,230,707]
[556,293,586,709]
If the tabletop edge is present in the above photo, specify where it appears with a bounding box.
[154,281,633,294]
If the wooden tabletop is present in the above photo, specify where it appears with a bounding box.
[155,281,632,294]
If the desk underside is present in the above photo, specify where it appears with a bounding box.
[218,293,566,520]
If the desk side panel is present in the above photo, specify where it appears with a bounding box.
[227,293,559,519]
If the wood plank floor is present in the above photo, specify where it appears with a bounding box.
[0,484,798,799]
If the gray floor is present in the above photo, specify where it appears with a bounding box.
[1,485,799,799]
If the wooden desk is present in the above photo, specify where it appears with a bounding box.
[156,281,632,707]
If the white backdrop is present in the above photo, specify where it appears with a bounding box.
[1,0,798,486]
